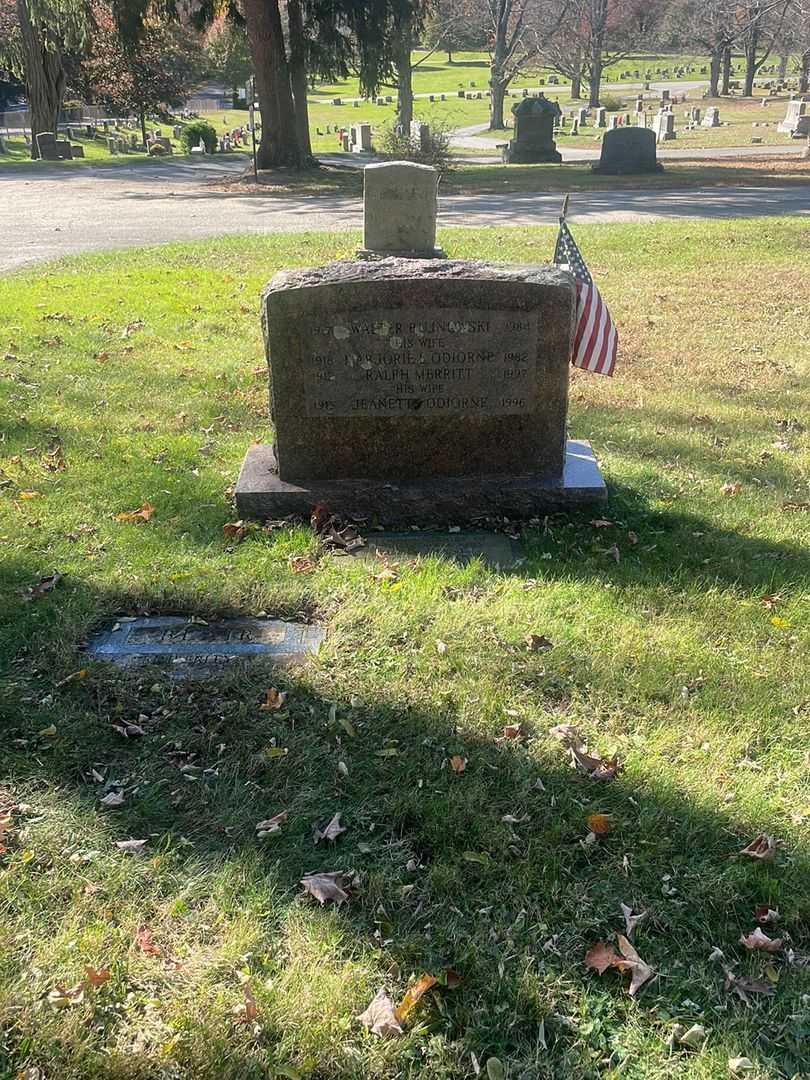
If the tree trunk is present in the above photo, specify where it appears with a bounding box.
[393,12,414,131]
[447,49,452,63]
[744,24,759,96]
[721,47,732,95]
[570,68,581,100]
[709,47,722,97]
[589,55,603,108]
[287,0,313,161]
[489,78,507,129]
[778,52,788,80]
[800,49,810,94]
[16,0,65,159]
[139,107,147,150]
[242,0,303,169]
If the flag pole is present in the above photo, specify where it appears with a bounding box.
[560,194,570,223]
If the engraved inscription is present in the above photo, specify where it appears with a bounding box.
[129,624,288,646]
[303,307,536,417]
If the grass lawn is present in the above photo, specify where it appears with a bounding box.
[1,221,809,1080]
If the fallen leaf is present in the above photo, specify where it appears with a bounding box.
[678,1024,707,1049]
[486,1059,506,1080]
[449,755,468,774]
[525,633,554,652]
[435,639,448,654]
[115,839,148,855]
[358,988,403,1038]
[310,503,332,534]
[19,490,41,499]
[99,790,125,808]
[549,724,619,780]
[395,973,437,1021]
[259,687,286,711]
[740,834,779,861]
[502,722,525,739]
[289,555,316,574]
[313,812,346,844]
[586,813,611,836]
[620,903,646,940]
[18,570,62,602]
[300,871,350,905]
[627,530,639,545]
[38,724,57,738]
[721,482,743,497]
[111,720,146,737]
[728,1058,755,1076]
[724,966,776,1003]
[605,544,620,563]
[256,810,288,837]
[135,926,162,956]
[84,965,110,987]
[585,940,620,974]
[614,934,654,997]
[760,593,782,610]
[47,984,84,1008]
[754,906,779,924]
[443,968,463,989]
[223,520,248,542]
[54,668,88,688]
[115,502,155,523]
[740,928,783,952]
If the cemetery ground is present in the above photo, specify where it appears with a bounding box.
[0,219,808,1079]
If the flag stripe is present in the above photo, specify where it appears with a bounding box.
[554,219,617,377]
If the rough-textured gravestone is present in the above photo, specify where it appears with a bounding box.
[36,132,69,161]
[360,161,443,258]
[235,259,606,523]
[86,616,324,674]
[410,120,431,152]
[596,107,607,127]
[592,127,662,174]
[70,144,85,158]
[502,94,562,163]
[702,107,720,128]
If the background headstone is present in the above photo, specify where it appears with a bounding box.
[360,161,443,258]
[502,95,562,163]
[592,126,662,174]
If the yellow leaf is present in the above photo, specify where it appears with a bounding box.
[586,813,611,836]
[395,974,437,1022]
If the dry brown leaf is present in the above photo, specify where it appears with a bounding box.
[754,906,780,924]
[760,593,782,610]
[449,755,468,774]
[443,968,463,989]
[620,903,646,940]
[501,722,525,740]
[289,554,317,573]
[47,983,85,1008]
[740,928,784,953]
[115,839,147,855]
[525,633,554,652]
[740,834,779,861]
[395,973,438,1022]
[724,966,776,1003]
[313,812,346,844]
[310,503,332,534]
[614,934,654,997]
[18,570,62,602]
[627,530,639,546]
[550,724,619,780]
[99,790,125,808]
[223,520,248,542]
[84,965,110,987]
[256,810,288,837]
[135,925,163,957]
[605,544,620,563]
[721,482,743,497]
[259,687,286,711]
[300,871,350,905]
[358,988,403,1038]
[54,668,88,688]
[115,502,155,523]
[586,813,611,836]
[111,719,146,737]
[585,941,620,974]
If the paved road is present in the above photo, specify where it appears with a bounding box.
[2,156,808,274]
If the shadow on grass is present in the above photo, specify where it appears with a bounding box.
[1,547,809,1076]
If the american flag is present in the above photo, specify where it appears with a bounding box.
[553,218,617,377]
